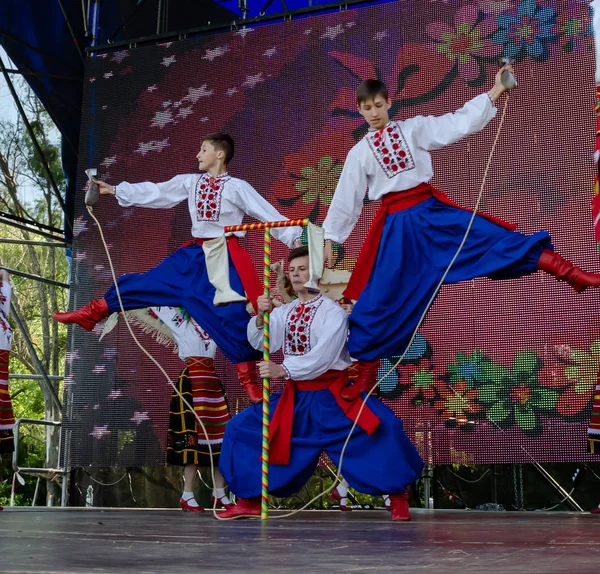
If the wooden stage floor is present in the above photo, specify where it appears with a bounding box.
[1,507,599,573]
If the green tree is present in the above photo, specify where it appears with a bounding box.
[0,79,68,505]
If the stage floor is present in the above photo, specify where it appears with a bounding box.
[1,508,599,573]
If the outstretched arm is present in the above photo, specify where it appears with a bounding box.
[411,64,514,151]
[235,180,303,247]
[94,174,193,209]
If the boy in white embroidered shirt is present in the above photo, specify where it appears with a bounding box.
[218,247,423,521]
[54,133,302,403]
[323,67,600,400]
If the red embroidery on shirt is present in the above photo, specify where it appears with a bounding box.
[366,122,415,179]
[284,296,324,356]
[194,173,230,222]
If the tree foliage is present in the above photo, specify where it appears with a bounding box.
[0,78,68,506]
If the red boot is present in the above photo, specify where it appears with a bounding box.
[340,359,380,401]
[217,497,261,519]
[538,250,600,293]
[235,362,262,404]
[53,298,109,331]
[390,489,411,521]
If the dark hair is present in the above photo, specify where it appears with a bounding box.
[201,133,234,165]
[356,79,389,105]
[287,246,309,263]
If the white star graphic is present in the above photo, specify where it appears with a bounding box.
[373,31,389,41]
[162,100,172,108]
[161,55,176,67]
[103,72,113,79]
[135,138,170,155]
[304,29,312,35]
[66,350,80,364]
[202,45,230,61]
[131,411,150,425]
[73,216,88,237]
[321,24,344,40]
[184,85,214,102]
[177,107,193,119]
[108,390,123,400]
[147,84,158,92]
[111,49,129,63]
[90,425,111,439]
[200,117,209,122]
[151,110,174,128]
[235,28,255,37]
[242,73,264,88]
[263,47,277,57]
[100,156,117,167]
[158,42,173,48]
[226,87,238,96]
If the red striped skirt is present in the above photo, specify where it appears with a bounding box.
[0,349,15,454]
[167,357,231,466]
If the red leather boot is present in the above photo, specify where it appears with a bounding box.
[53,298,109,331]
[217,497,261,519]
[389,489,411,521]
[234,362,262,404]
[538,249,600,293]
[340,359,380,401]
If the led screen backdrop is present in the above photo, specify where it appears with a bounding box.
[63,0,600,468]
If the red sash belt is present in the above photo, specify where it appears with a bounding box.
[180,235,262,312]
[344,183,518,300]
[269,369,381,465]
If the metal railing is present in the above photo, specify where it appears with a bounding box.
[10,418,67,507]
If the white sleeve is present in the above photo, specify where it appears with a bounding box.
[0,282,11,316]
[247,306,285,353]
[410,93,497,151]
[114,174,193,209]
[282,306,348,380]
[233,180,303,247]
[322,148,368,244]
[150,306,177,330]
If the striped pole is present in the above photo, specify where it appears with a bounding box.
[224,219,309,234]
[261,228,271,520]
[223,218,309,520]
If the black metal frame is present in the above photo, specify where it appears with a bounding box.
[88,0,378,53]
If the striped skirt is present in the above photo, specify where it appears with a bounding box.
[167,357,231,466]
[0,349,15,454]
[588,378,600,453]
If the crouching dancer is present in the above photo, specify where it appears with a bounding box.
[218,247,423,520]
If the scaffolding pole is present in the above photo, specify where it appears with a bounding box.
[0,238,67,248]
[9,301,63,412]
[3,267,69,289]
[0,53,71,232]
